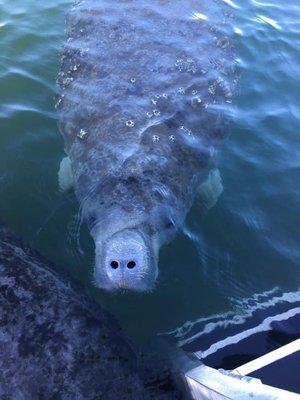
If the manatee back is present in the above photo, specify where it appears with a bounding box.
[57,0,238,212]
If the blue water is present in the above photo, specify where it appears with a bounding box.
[0,0,299,344]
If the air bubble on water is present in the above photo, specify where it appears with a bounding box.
[162,93,168,99]
[208,85,216,95]
[179,126,192,136]
[55,98,62,109]
[178,87,185,94]
[169,135,175,142]
[126,120,135,127]
[130,77,136,83]
[151,99,157,105]
[153,109,160,116]
[62,77,73,86]
[146,112,153,118]
[192,90,197,95]
[155,94,161,99]
[196,97,202,103]
[77,129,87,139]
[152,135,160,143]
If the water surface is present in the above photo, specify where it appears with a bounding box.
[0,0,299,345]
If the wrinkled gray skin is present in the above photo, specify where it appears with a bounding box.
[0,222,182,399]
[57,0,237,291]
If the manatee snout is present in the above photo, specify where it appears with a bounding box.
[93,229,158,292]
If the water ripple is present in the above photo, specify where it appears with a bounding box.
[0,0,299,343]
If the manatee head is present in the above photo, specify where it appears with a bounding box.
[93,228,158,292]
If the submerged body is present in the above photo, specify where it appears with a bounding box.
[57,0,237,291]
[0,222,181,399]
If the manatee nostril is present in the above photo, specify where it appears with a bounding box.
[127,261,136,269]
[110,260,119,269]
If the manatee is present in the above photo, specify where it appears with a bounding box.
[0,222,182,399]
[56,0,238,291]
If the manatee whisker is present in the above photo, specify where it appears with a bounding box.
[34,195,73,239]
[68,181,100,253]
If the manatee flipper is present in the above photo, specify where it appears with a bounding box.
[197,169,223,210]
[58,156,74,191]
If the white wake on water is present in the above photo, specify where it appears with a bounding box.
[160,287,300,354]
